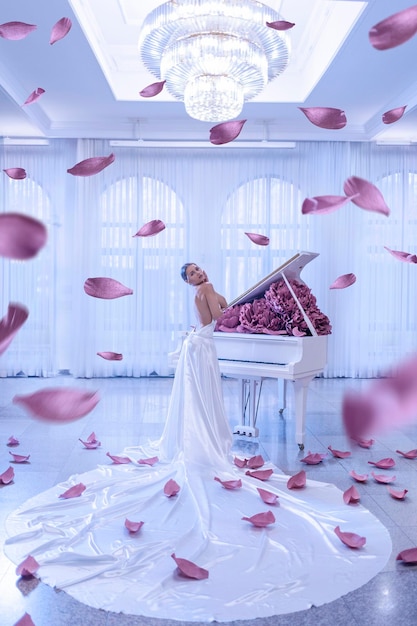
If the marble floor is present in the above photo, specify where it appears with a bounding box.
[1,375,417,626]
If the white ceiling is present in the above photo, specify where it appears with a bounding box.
[1,0,417,144]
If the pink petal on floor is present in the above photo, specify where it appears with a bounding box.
[233,457,247,468]
[343,176,390,215]
[245,468,273,481]
[329,273,356,290]
[369,6,417,50]
[79,438,101,449]
[266,20,295,30]
[214,476,242,490]
[384,246,417,263]
[349,470,368,482]
[299,107,347,129]
[84,277,133,299]
[368,457,395,469]
[7,436,20,446]
[97,351,123,361]
[9,451,30,463]
[13,387,100,423]
[257,487,279,505]
[396,449,417,459]
[171,553,209,580]
[334,525,366,549]
[0,466,14,484]
[22,88,45,106]
[0,22,36,40]
[246,455,265,469]
[50,17,72,45]
[106,452,131,464]
[300,451,326,464]
[3,168,27,180]
[371,472,396,484]
[388,487,408,499]
[343,485,360,504]
[125,518,144,533]
[16,555,39,577]
[356,438,375,449]
[59,483,86,499]
[287,470,306,489]
[382,105,407,124]
[86,432,98,443]
[14,612,35,626]
[210,119,246,145]
[0,303,29,355]
[67,153,115,176]
[242,510,276,527]
[138,456,159,466]
[133,220,165,237]
[397,547,417,562]
[245,232,270,246]
[328,446,351,459]
[164,478,180,497]
[301,194,354,215]
[0,213,47,260]
[139,80,166,97]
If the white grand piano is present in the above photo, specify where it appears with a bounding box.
[213,252,328,449]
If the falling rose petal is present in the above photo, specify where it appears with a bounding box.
[125,518,144,533]
[13,387,100,423]
[106,452,131,464]
[299,107,347,130]
[301,194,354,215]
[257,487,279,505]
[334,525,366,549]
[14,613,35,626]
[371,472,396,484]
[67,153,115,177]
[328,446,351,459]
[139,80,166,97]
[138,456,159,466]
[245,468,273,481]
[245,232,270,246]
[59,483,86,499]
[0,303,29,355]
[382,105,407,124]
[300,451,326,465]
[368,457,395,469]
[3,167,27,180]
[171,553,209,580]
[233,456,247,468]
[396,449,417,459]
[9,451,30,463]
[133,219,166,237]
[79,438,101,449]
[210,119,246,145]
[16,555,39,577]
[343,176,390,216]
[164,478,180,497]
[50,17,72,45]
[369,6,417,50]
[287,470,306,489]
[266,20,295,31]
[84,277,133,300]
[388,487,408,500]
[397,547,417,563]
[0,466,15,484]
[242,510,276,527]
[0,213,47,260]
[246,455,265,469]
[0,22,36,40]
[22,88,45,106]
[97,351,123,361]
[7,436,20,446]
[349,470,368,482]
[329,273,356,290]
[214,476,242,490]
[384,246,417,264]
[343,485,360,504]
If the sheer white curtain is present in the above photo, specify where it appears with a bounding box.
[1,140,416,378]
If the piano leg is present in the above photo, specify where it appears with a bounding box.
[278,378,287,414]
[233,378,260,437]
[292,375,314,450]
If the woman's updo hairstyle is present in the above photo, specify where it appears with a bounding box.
[180,263,194,282]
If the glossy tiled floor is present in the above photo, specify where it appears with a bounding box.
[1,375,417,626]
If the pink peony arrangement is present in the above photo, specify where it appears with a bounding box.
[215,278,331,336]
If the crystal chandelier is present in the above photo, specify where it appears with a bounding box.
[139,0,290,123]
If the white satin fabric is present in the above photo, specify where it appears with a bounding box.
[5,323,391,622]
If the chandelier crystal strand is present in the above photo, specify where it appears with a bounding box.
[139,0,290,123]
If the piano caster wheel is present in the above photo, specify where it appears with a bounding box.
[298,443,305,451]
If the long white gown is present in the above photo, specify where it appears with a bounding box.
[4,322,391,622]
